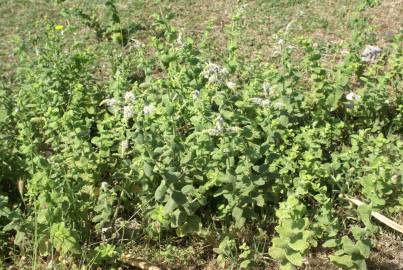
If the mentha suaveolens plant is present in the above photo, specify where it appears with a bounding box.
[1,5,402,269]
[269,195,316,270]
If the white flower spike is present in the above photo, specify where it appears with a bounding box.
[124,92,135,104]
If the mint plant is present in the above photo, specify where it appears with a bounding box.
[0,2,401,269]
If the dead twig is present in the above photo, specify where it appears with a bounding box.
[120,254,161,270]
[347,197,403,234]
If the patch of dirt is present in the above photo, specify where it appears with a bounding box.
[364,0,403,45]
[369,233,403,270]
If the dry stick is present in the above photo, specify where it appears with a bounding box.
[347,197,403,234]
[120,253,161,270]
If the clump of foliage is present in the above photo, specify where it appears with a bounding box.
[0,1,401,269]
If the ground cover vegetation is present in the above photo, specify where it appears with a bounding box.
[0,0,402,269]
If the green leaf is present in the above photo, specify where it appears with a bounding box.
[288,239,309,252]
[14,231,26,245]
[221,110,234,120]
[279,262,296,270]
[272,237,288,249]
[50,222,80,255]
[357,204,372,228]
[329,254,354,268]
[171,191,187,205]
[255,194,265,207]
[171,209,185,228]
[181,215,201,235]
[278,115,289,127]
[325,88,343,111]
[144,162,153,178]
[341,236,360,255]
[0,196,10,217]
[232,206,243,220]
[240,259,251,269]
[322,239,338,248]
[356,240,371,258]
[163,198,178,215]
[0,106,6,123]
[285,251,303,266]
[268,247,286,260]
[154,180,167,201]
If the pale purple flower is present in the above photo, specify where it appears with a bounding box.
[201,63,229,84]
[207,115,225,136]
[361,45,381,63]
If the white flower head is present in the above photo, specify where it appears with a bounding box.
[106,98,118,113]
[201,63,229,84]
[361,45,381,63]
[215,115,225,131]
[207,115,225,136]
[176,32,185,48]
[273,100,285,109]
[101,182,109,191]
[226,126,241,133]
[262,82,271,96]
[143,104,155,115]
[123,105,134,120]
[285,21,294,33]
[121,140,129,153]
[208,128,222,136]
[130,39,145,49]
[226,81,237,90]
[346,92,361,101]
[193,90,201,100]
[124,92,135,104]
[251,97,270,107]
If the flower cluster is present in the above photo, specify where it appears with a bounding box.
[346,92,361,101]
[123,106,134,120]
[201,63,229,84]
[207,115,225,136]
[345,92,361,109]
[226,81,237,90]
[106,98,118,114]
[143,104,155,115]
[193,90,200,100]
[262,82,271,96]
[361,45,381,63]
[226,126,241,133]
[251,97,270,107]
[124,91,135,104]
[121,140,129,153]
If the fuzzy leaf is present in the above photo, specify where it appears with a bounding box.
[288,239,309,252]
[285,251,303,266]
[329,254,354,268]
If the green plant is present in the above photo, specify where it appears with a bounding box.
[0,1,402,269]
